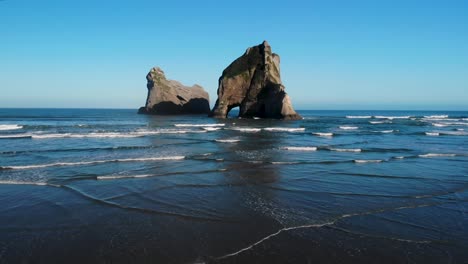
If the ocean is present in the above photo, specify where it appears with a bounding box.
[0,108,467,263]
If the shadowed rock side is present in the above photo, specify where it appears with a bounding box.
[138,67,210,115]
[210,41,301,120]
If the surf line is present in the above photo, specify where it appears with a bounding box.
[214,202,438,261]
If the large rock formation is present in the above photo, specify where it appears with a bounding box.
[138,67,210,115]
[210,41,301,120]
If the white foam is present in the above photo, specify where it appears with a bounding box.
[419,153,456,158]
[457,128,465,131]
[0,125,23,131]
[424,115,448,119]
[174,123,225,127]
[354,159,383,163]
[3,156,185,170]
[230,127,261,133]
[0,134,31,139]
[346,116,371,119]
[373,130,394,133]
[253,117,261,120]
[282,146,317,151]
[440,131,468,136]
[432,123,448,127]
[32,133,144,139]
[425,132,439,136]
[271,161,300,165]
[263,127,305,132]
[339,126,358,130]
[330,148,362,152]
[215,139,240,143]
[313,132,333,137]
[202,127,221,131]
[374,116,411,120]
[0,180,48,186]
[369,121,389,124]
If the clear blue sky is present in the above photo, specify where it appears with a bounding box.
[1,0,467,110]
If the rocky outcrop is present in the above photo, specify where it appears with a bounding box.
[138,67,210,115]
[210,41,301,120]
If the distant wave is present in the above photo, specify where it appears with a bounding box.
[174,123,225,127]
[2,130,208,139]
[263,127,305,132]
[282,146,317,151]
[0,124,23,131]
[230,127,261,133]
[372,130,394,134]
[374,116,411,120]
[425,132,439,136]
[0,156,185,170]
[339,126,358,130]
[432,123,448,127]
[369,121,390,124]
[418,153,457,158]
[215,139,240,143]
[313,132,333,137]
[330,148,362,152]
[354,159,383,163]
[424,115,448,119]
[346,116,371,119]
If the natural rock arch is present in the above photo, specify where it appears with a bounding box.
[209,41,301,120]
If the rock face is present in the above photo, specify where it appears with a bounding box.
[138,67,210,115]
[210,41,301,120]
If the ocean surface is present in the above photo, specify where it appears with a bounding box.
[0,108,467,263]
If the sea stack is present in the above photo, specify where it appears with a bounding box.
[210,41,301,120]
[138,67,210,115]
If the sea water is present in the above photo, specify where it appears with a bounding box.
[0,109,467,263]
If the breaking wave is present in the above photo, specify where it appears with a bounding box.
[174,123,225,127]
[354,159,383,163]
[215,139,241,143]
[0,124,23,131]
[263,127,305,132]
[230,127,261,133]
[330,148,362,152]
[339,126,358,130]
[346,116,371,119]
[282,146,317,151]
[313,132,333,137]
[418,153,457,158]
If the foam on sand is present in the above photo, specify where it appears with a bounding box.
[418,153,457,158]
[282,146,317,151]
[215,139,241,143]
[330,148,362,152]
[0,125,23,131]
[339,126,358,130]
[313,132,333,137]
[263,127,305,132]
[354,159,383,163]
[174,123,225,127]
[346,116,371,119]
[1,156,185,170]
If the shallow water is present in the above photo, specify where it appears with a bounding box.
[0,109,467,263]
